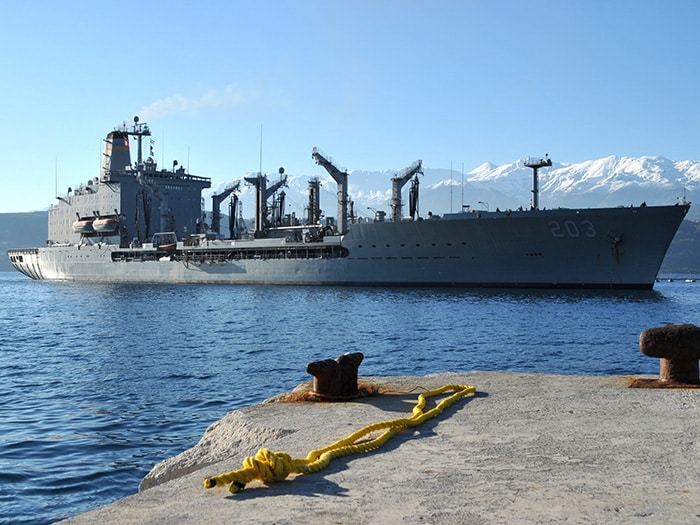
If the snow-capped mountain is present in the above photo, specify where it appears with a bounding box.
[205,155,700,223]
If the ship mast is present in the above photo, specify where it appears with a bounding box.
[391,160,423,222]
[312,147,349,234]
[524,154,552,210]
[128,116,151,166]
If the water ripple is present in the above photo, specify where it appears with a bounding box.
[1,273,699,524]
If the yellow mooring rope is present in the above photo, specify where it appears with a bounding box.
[204,383,476,494]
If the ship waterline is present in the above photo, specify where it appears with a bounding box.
[6,118,690,289]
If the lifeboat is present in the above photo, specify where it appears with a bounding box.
[93,216,119,233]
[72,218,94,234]
[152,232,178,252]
[158,243,177,252]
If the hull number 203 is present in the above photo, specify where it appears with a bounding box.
[548,219,597,239]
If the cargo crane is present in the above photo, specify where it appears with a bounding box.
[524,154,552,210]
[211,181,240,236]
[244,168,287,236]
[408,176,420,220]
[390,160,423,222]
[270,189,287,227]
[312,147,350,235]
[227,194,245,240]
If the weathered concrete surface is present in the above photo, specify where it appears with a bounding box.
[59,372,700,524]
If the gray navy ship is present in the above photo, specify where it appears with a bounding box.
[7,118,690,289]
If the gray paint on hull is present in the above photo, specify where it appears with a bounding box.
[8,204,689,289]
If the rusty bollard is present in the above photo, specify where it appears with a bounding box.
[639,324,700,384]
[306,352,364,399]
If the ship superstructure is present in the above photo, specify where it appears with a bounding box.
[7,119,690,289]
[47,117,210,249]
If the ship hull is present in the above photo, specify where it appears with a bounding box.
[8,204,689,289]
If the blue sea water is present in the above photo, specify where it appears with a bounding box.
[1,271,699,524]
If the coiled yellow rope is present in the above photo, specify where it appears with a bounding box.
[204,383,476,494]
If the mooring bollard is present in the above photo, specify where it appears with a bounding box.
[639,324,700,384]
[306,352,364,399]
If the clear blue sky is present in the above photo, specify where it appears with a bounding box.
[1,0,698,212]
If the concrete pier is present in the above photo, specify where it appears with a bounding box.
[59,372,700,524]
